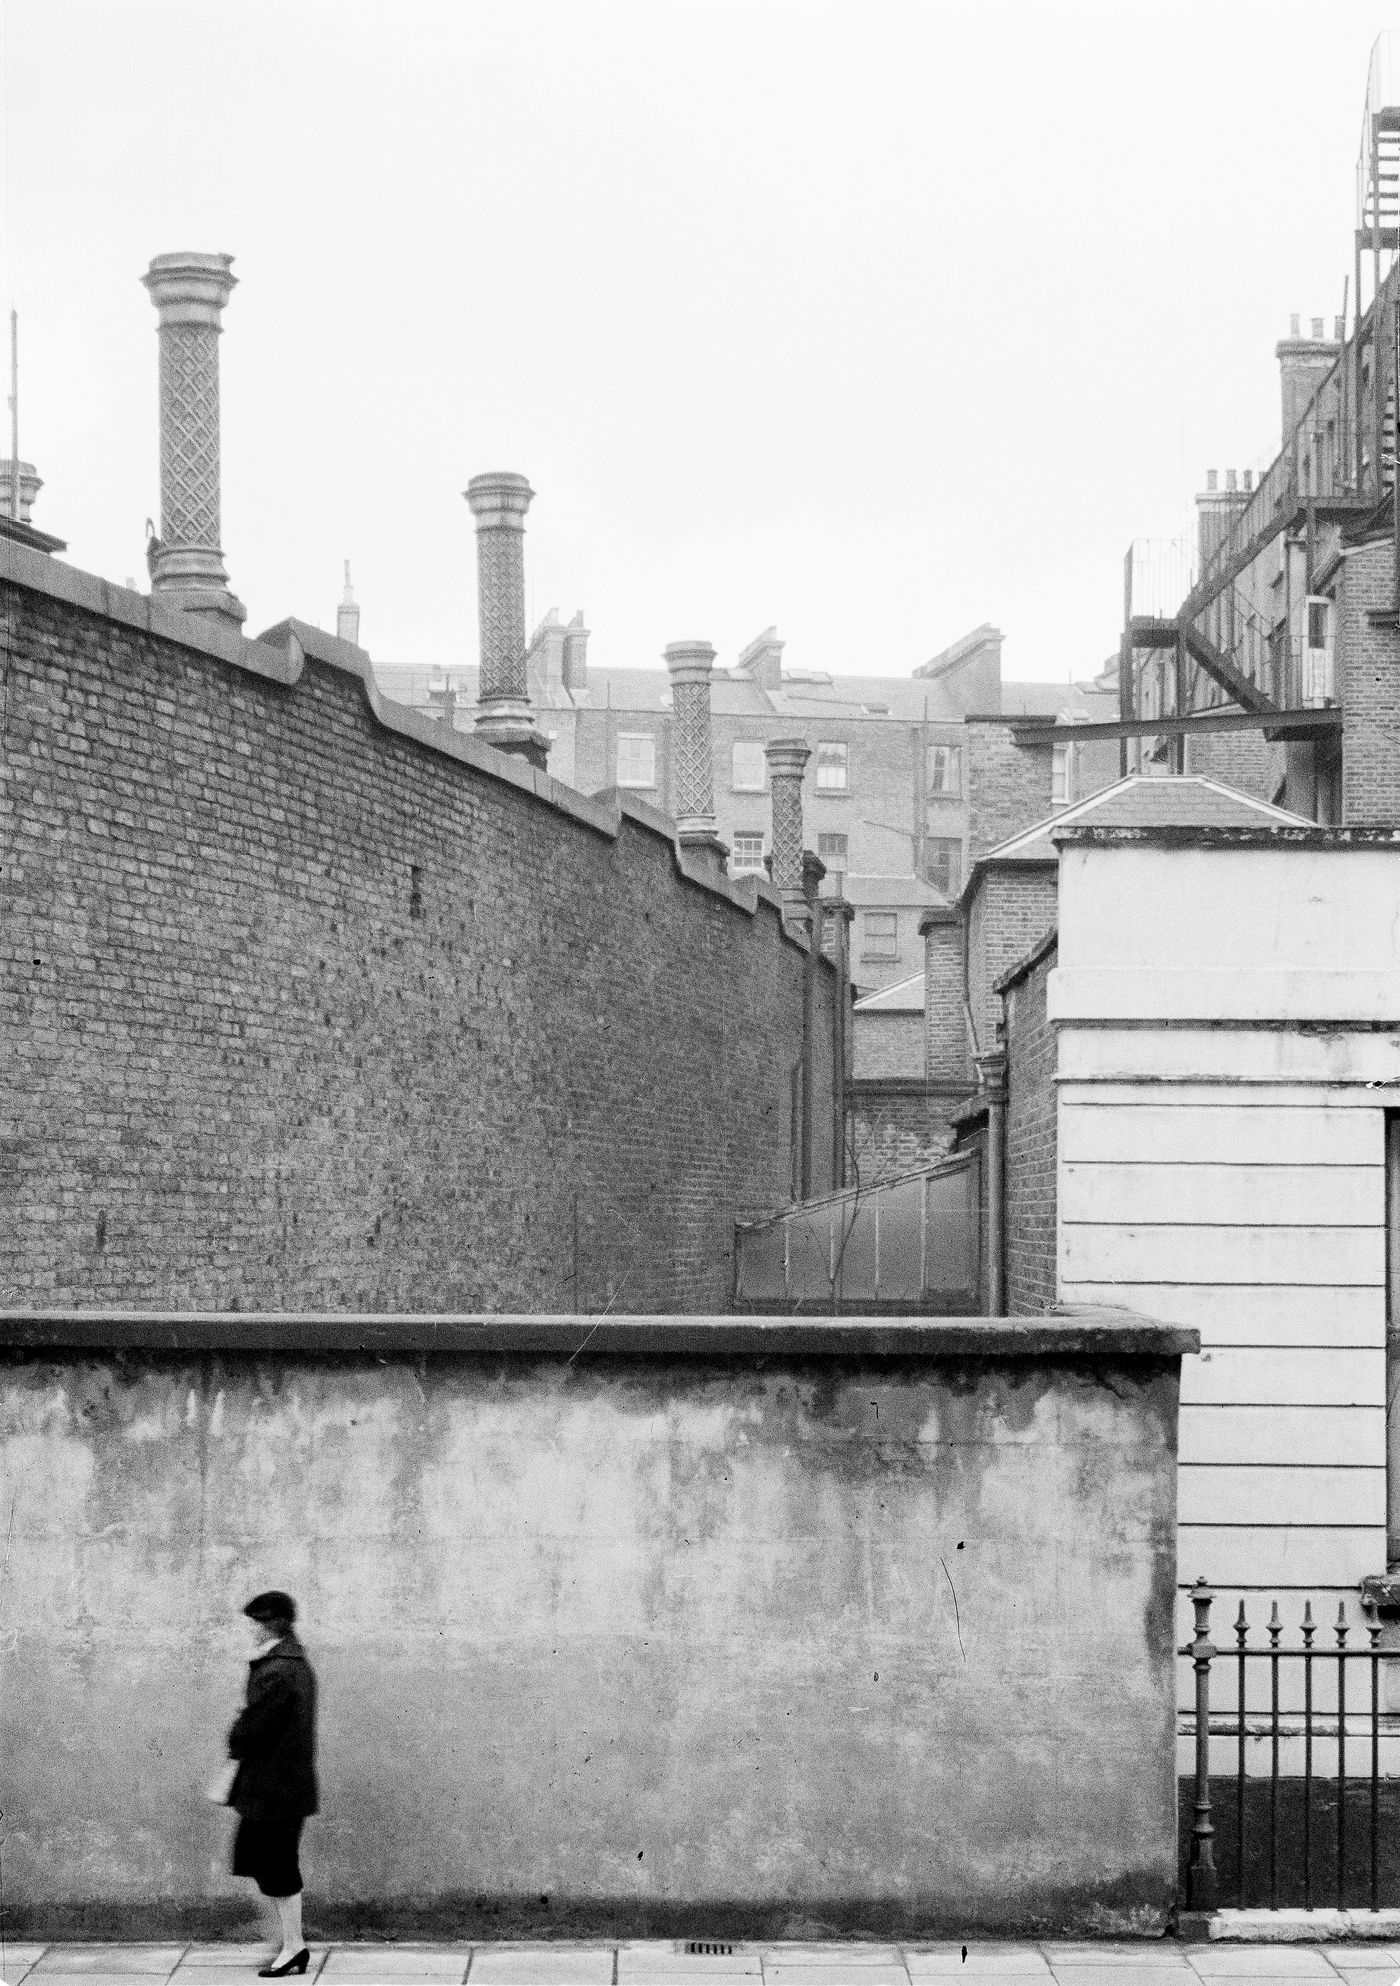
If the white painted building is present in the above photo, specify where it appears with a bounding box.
[1045,825,1400,1752]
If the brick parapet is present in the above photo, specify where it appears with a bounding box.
[0,533,807,935]
[0,553,834,1310]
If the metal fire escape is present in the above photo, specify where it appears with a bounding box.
[1110,37,1400,774]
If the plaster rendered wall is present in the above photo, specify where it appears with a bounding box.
[0,564,833,1312]
[1050,836,1397,1743]
[0,1338,1181,1937]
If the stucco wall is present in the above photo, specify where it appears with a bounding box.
[0,545,833,1312]
[0,1315,1186,1939]
[1049,829,1398,1720]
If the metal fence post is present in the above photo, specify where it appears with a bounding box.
[1185,1577,1219,1912]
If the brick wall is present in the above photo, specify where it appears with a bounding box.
[1341,538,1400,826]
[852,1010,924,1079]
[921,909,968,1084]
[966,868,1059,1059]
[1182,724,1285,803]
[1002,939,1058,1316]
[848,1081,965,1183]
[965,719,1054,864]
[0,565,833,1311]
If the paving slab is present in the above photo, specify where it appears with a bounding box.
[616,1952,760,1980]
[165,1969,267,1986]
[1321,1954,1400,1973]
[1186,1951,1344,1977]
[174,1952,273,1969]
[466,1952,614,1986]
[905,1955,1052,1979]
[0,1949,53,1983]
[760,1968,907,1986]
[1039,1950,1194,1969]
[321,1956,470,1983]
[31,1955,188,1977]
[757,1956,902,1970]
[1050,1969,1200,1986]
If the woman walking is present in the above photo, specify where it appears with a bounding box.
[226,1591,319,1977]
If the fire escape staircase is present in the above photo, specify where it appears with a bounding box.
[1126,602,1278,718]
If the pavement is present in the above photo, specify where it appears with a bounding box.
[4,1943,1400,1986]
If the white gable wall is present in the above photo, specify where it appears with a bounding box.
[1049,838,1400,1739]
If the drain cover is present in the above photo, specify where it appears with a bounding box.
[684,1942,734,1957]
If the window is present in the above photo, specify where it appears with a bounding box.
[1052,742,1073,807]
[616,733,656,788]
[731,741,767,791]
[862,910,898,959]
[927,744,962,796]
[730,831,765,875]
[817,832,848,873]
[1307,598,1331,650]
[924,839,961,899]
[815,742,848,791]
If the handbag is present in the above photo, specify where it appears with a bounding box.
[205,1759,239,1806]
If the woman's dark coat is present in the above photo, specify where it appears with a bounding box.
[228,1632,319,1821]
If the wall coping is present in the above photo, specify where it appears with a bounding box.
[994,926,1059,996]
[0,1309,1198,1358]
[0,535,829,966]
[1054,824,1400,850]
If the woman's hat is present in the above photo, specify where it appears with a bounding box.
[243,1590,296,1625]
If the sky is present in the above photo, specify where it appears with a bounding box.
[0,1,1393,685]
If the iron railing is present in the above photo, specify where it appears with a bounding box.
[732,1152,982,1312]
[1181,1580,1400,1914]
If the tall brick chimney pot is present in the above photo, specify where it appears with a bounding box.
[765,737,811,920]
[664,640,722,849]
[141,251,245,626]
[464,470,549,770]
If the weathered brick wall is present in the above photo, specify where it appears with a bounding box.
[1340,538,1400,826]
[965,720,1054,864]
[852,1010,923,1080]
[848,1082,964,1183]
[966,869,1059,1059]
[921,910,968,1084]
[1182,724,1285,803]
[0,570,833,1311]
[1003,941,1058,1316]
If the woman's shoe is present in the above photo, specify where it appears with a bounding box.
[258,1951,310,1978]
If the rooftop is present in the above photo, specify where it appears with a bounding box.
[981,774,1312,869]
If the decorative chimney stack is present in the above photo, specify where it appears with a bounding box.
[0,460,40,521]
[1196,467,1250,569]
[738,626,785,694]
[337,562,361,645]
[141,252,245,625]
[1276,310,1341,450]
[664,641,726,874]
[563,611,590,696]
[463,471,549,770]
[764,737,811,924]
